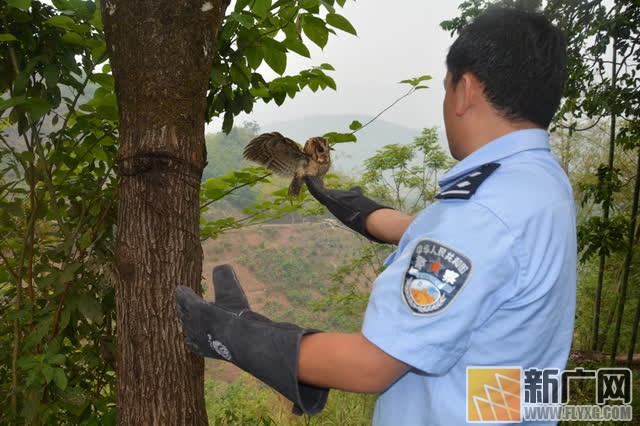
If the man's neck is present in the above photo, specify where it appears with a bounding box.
[459,119,541,159]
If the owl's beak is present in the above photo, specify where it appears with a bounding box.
[329,146,335,151]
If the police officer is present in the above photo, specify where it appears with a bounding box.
[176,7,575,425]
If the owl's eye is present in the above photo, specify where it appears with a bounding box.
[317,145,324,153]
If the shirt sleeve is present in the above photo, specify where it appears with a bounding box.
[361,200,519,375]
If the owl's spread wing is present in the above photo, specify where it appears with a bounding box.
[243,132,308,176]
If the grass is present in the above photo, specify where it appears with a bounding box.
[205,374,376,426]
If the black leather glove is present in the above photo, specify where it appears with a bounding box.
[175,265,328,415]
[304,175,391,243]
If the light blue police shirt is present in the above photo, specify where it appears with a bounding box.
[362,129,577,425]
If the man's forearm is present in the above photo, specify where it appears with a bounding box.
[366,209,414,245]
[298,332,409,394]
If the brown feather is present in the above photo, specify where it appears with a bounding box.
[243,132,308,176]
[243,132,331,197]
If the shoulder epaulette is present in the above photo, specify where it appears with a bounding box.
[436,162,501,200]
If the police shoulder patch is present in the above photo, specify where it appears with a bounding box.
[436,162,500,200]
[402,239,472,315]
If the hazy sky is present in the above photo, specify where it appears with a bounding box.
[208,1,464,133]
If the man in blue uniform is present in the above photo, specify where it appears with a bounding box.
[176,7,575,425]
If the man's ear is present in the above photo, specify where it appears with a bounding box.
[454,72,482,118]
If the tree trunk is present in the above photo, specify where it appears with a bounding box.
[611,148,640,363]
[592,32,618,351]
[101,1,228,424]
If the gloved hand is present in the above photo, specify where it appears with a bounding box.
[304,175,391,243]
[175,265,328,415]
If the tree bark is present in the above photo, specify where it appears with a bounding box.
[101,1,228,424]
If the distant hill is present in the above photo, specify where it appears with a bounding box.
[262,114,427,174]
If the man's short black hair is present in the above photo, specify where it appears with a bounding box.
[446,7,567,129]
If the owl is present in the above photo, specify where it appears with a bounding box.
[243,132,332,197]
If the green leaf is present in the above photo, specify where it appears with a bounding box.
[250,85,270,99]
[400,74,433,87]
[252,0,271,17]
[300,0,320,13]
[61,32,84,45]
[235,0,252,12]
[262,44,287,75]
[42,364,54,384]
[322,132,357,143]
[326,13,357,35]
[46,15,76,31]
[349,120,363,131]
[17,355,41,370]
[210,62,228,86]
[0,96,27,113]
[24,318,52,349]
[0,33,18,41]
[316,71,336,90]
[302,15,329,48]
[240,91,254,113]
[90,5,103,30]
[230,63,250,89]
[59,306,71,331]
[76,293,103,324]
[273,91,286,105]
[91,42,106,62]
[48,353,66,365]
[53,368,67,390]
[90,73,114,90]
[43,65,59,88]
[7,0,31,11]
[222,111,233,134]
[318,0,335,13]
[230,11,254,28]
[283,37,310,58]
[24,97,51,121]
[60,263,82,284]
[245,46,263,69]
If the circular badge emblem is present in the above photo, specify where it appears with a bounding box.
[207,334,232,361]
[402,239,472,315]
[409,279,441,308]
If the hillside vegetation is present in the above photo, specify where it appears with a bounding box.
[200,221,384,425]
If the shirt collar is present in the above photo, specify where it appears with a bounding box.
[438,128,550,189]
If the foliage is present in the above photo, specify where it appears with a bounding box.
[546,0,640,359]
[202,122,258,181]
[0,0,118,423]
[312,242,391,332]
[208,0,357,133]
[202,122,263,210]
[205,377,276,425]
[205,374,376,425]
[361,126,454,213]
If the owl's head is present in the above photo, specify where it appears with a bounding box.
[304,137,332,163]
